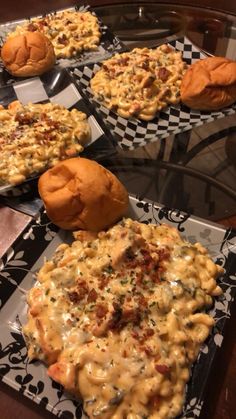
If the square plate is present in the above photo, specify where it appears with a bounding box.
[0,66,117,196]
[0,4,125,86]
[0,195,235,418]
[72,36,236,150]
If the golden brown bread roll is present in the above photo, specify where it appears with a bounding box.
[180,56,236,110]
[38,157,129,231]
[1,31,55,77]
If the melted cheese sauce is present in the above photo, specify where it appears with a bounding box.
[0,101,90,185]
[23,219,223,418]
[90,45,187,121]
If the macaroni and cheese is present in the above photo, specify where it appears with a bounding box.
[90,45,187,120]
[9,10,101,59]
[23,218,223,418]
[0,101,90,186]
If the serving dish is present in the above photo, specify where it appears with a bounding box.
[72,36,236,150]
[0,195,235,418]
[0,4,125,86]
[0,66,117,197]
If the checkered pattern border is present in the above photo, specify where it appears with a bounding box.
[72,37,236,150]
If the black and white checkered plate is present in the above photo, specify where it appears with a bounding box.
[72,36,236,150]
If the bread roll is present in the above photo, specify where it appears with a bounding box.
[180,56,236,110]
[38,157,129,231]
[1,31,55,77]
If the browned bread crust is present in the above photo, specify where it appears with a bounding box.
[180,56,236,110]
[38,157,129,231]
[1,31,55,77]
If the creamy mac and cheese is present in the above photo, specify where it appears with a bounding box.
[90,45,187,120]
[0,101,90,185]
[23,219,223,419]
[9,10,101,59]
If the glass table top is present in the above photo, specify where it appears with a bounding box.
[91,2,236,224]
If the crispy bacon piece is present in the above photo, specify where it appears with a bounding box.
[95,303,108,319]
[68,280,89,303]
[155,364,170,375]
[108,303,141,332]
[158,67,170,82]
[58,34,69,45]
[149,395,160,409]
[117,57,129,66]
[27,23,38,31]
[98,274,110,290]
[87,288,98,303]
[15,112,35,125]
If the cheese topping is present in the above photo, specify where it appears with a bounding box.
[90,45,187,120]
[9,10,101,59]
[23,219,223,418]
[0,101,90,185]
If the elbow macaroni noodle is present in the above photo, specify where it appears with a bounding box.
[90,45,187,121]
[23,219,223,418]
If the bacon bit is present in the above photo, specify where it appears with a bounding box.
[139,59,149,70]
[131,330,140,340]
[158,248,170,262]
[117,57,129,66]
[27,23,38,31]
[46,119,61,129]
[122,308,141,325]
[158,67,170,82]
[58,34,69,45]
[145,328,154,337]
[15,112,35,125]
[138,295,148,308]
[68,280,89,303]
[68,291,80,303]
[135,271,144,286]
[155,364,170,375]
[38,19,48,28]
[87,288,98,303]
[95,303,108,319]
[149,395,160,409]
[140,248,152,260]
[125,247,135,260]
[107,303,141,330]
[108,304,122,329]
[143,346,153,356]
[126,258,138,269]
[43,132,56,142]
[98,274,110,290]
[103,64,108,71]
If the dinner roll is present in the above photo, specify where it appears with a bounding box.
[1,31,56,77]
[180,56,236,110]
[38,157,129,231]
